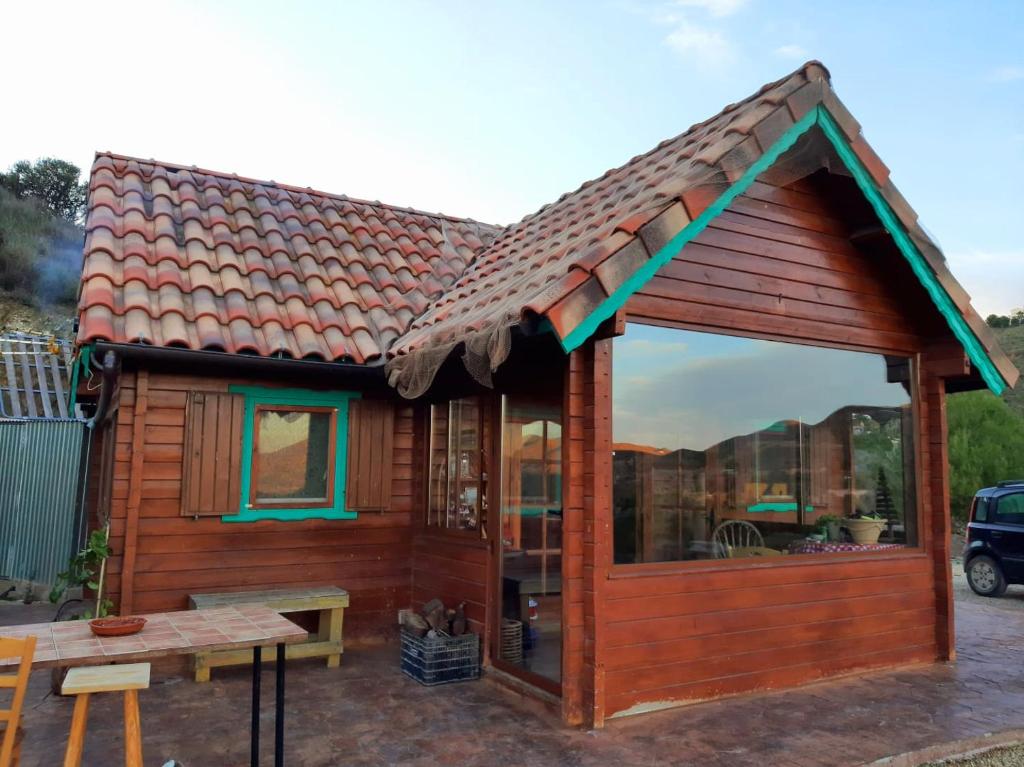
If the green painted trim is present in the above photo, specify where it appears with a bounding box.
[222,385,360,523]
[814,109,1006,395]
[69,344,92,411]
[557,104,1008,396]
[747,502,814,513]
[560,107,820,353]
[508,505,563,517]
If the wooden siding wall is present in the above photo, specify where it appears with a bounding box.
[564,340,614,727]
[410,535,490,638]
[583,176,955,719]
[561,350,587,725]
[629,179,942,349]
[103,369,414,640]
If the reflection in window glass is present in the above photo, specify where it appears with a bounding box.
[428,398,486,531]
[253,407,334,506]
[500,397,562,683]
[612,324,917,563]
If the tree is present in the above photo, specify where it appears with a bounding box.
[875,466,896,523]
[987,314,1010,329]
[0,158,86,223]
[947,391,1024,523]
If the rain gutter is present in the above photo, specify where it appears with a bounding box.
[90,342,387,385]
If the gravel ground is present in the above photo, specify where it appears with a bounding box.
[952,559,1024,614]
[923,743,1024,766]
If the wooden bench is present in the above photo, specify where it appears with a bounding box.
[188,587,349,682]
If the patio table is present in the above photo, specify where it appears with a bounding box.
[0,605,306,767]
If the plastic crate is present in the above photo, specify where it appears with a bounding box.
[400,629,480,686]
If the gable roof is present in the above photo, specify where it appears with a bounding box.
[77,154,499,363]
[386,61,1017,396]
[76,62,1017,397]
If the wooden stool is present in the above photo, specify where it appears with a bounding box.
[61,664,150,767]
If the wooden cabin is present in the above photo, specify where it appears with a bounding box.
[74,61,1018,727]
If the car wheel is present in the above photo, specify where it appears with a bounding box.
[966,555,1008,597]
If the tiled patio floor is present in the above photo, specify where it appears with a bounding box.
[6,586,1024,767]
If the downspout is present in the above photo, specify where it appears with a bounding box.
[81,351,118,616]
[74,350,116,543]
[85,351,118,430]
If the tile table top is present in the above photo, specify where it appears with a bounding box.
[0,605,306,670]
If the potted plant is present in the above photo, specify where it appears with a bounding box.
[815,514,842,542]
[845,511,887,544]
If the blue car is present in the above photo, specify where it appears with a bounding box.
[964,480,1024,597]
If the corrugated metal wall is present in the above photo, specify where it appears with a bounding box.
[0,419,88,587]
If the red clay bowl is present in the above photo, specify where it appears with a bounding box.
[89,617,147,637]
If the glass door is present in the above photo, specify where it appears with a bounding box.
[497,395,562,688]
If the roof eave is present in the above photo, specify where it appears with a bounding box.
[546,100,1017,395]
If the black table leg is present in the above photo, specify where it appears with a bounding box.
[275,642,286,766]
[251,645,262,767]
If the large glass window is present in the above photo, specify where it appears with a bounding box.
[612,324,917,563]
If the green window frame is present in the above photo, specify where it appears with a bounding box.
[222,385,360,523]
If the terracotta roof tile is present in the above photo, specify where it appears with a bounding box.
[77,60,1016,393]
[391,63,833,359]
[380,60,1016,398]
[77,155,501,362]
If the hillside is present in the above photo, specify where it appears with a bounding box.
[0,158,84,339]
[993,325,1024,416]
[0,290,76,338]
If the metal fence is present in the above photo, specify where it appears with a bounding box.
[0,332,76,419]
[0,419,88,589]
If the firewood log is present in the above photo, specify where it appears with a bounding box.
[452,602,467,636]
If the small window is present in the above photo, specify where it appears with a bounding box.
[251,406,336,508]
[223,386,358,523]
[427,397,487,533]
[974,496,990,523]
[995,494,1024,526]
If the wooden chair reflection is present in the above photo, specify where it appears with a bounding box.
[712,520,765,558]
[0,634,36,767]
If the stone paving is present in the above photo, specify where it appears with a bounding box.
[4,581,1024,767]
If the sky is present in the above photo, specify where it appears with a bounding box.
[1,0,1021,314]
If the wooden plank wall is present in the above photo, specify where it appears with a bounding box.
[923,356,955,660]
[629,178,943,350]
[587,175,953,719]
[103,369,414,641]
[561,350,586,725]
[410,535,489,636]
